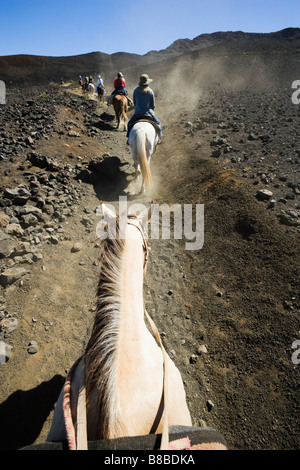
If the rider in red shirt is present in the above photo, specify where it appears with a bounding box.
[114,75,126,89]
[108,72,133,106]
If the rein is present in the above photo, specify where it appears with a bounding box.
[144,308,169,450]
[63,217,169,450]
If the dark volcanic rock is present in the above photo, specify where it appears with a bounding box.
[89,155,121,176]
[4,187,30,205]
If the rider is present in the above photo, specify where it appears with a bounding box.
[114,72,126,92]
[126,73,162,142]
[96,75,105,92]
[107,72,133,106]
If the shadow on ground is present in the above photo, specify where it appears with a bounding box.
[0,375,65,450]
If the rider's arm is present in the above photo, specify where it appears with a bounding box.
[150,90,155,110]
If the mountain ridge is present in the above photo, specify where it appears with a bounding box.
[146,27,300,55]
[1,27,300,86]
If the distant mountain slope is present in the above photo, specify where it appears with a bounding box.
[1,28,300,86]
[0,51,150,86]
[147,27,300,55]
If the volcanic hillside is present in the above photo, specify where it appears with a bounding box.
[0,29,300,451]
[1,27,300,85]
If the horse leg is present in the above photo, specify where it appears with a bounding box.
[129,139,140,178]
[135,165,141,178]
[122,102,128,131]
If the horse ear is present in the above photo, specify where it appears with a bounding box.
[137,201,154,225]
[97,201,117,221]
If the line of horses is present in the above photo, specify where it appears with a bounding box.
[80,77,105,104]
[79,76,157,194]
[112,94,159,194]
[45,81,221,451]
[80,83,154,192]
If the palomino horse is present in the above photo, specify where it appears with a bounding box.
[128,120,160,193]
[47,203,191,449]
[113,94,128,131]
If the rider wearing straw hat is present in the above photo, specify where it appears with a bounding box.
[126,73,162,141]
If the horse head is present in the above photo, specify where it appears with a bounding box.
[96,201,154,244]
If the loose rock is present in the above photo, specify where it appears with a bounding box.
[27,340,38,354]
[0,317,18,334]
[71,242,83,253]
[256,189,273,201]
[0,267,27,286]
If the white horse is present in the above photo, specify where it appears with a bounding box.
[47,203,191,449]
[128,121,159,193]
[88,83,95,95]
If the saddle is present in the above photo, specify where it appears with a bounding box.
[128,114,161,136]
[113,91,126,97]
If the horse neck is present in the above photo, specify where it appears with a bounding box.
[87,223,145,355]
[84,223,145,438]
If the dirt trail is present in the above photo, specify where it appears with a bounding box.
[0,88,173,449]
[1,81,300,451]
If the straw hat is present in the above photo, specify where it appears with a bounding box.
[139,74,153,86]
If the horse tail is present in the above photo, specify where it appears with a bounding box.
[136,128,153,189]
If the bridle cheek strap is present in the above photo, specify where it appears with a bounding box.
[127,219,149,275]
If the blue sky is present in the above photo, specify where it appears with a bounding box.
[0,0,299,57]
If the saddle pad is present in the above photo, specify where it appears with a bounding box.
[21,426,227,450]
[134,119,161,134]
[128,115,161,136]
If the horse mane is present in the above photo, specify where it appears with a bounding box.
[84,216,126,439]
